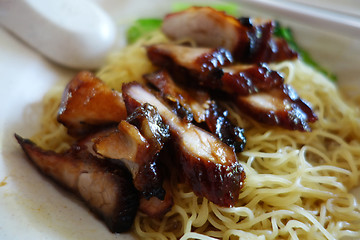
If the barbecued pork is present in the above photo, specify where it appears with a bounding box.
[58,71,127,137]
[144,70,211,123]
[146,43,283,92]
[146,43,317,131]
[138,180,174,218]
[162,7,244,55]
[236,85,318,132]
[221,63,284,95]
[237,17,298,63]
[146,43,232,88]
[162,7,298,63]
[94,110,169,200]
[15,134,139,233]
[122,82,245,207]
[125,103,171,199]
[93,121,154,191]
[126,103,170,153]
[206,102,246,152]
[144,70,246,152]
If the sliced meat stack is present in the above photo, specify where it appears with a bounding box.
[146,43,317,131]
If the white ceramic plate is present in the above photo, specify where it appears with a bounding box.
[1,1,360,239]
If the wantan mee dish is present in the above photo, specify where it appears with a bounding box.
[15,6,360,240]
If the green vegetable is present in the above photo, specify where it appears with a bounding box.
[172,2,240,16]
[274,23,337,82]
[126,18,162,44]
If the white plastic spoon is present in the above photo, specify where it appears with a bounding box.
[0,0,117,69]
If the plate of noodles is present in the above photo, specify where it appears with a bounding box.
[1,0,360,239]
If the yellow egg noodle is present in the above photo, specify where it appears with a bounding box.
[31,31,360,240]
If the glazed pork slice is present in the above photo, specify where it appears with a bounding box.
[92,103,173,215]
[138,180,173,219]
[126,103,170,155]
[57,71,127,137]
[236,85,318,132]
[236,17,298,63]
[221,63,284,95]
[146,43,233,71]
[162,7,298,63]
[122,82,245,207]
[146,43,233,88]
[144,70,246,152]
[93,121,150,186]
[162,7,248,59]
[144,70,211,123]
[15,134,139,233]
[206,102,246,152]
[94,117,168,200]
